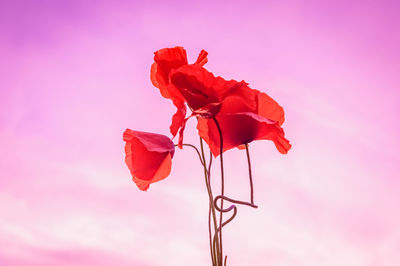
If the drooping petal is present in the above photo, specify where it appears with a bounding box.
[169,103,187,137]
[150,47,189,136]
[123,129,175,191]
[219,84,285,125]
[218,90,257,114]
[125,130,175,155]
[130,153,172,191]
[257,91,285,126]
[197,112,291,157]
[177,115,192,149]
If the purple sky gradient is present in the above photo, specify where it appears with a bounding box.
[1,0,400,265]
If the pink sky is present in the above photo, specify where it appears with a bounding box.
[1,0,399,265]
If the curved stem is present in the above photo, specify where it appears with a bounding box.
[214,204,237,227]
[212,117,225,266]
[213,203,235,266]
[212,195,258,266]
[200,138,220,266]
[179,142,217,265]
[177,131,257,266]
[214,195,258,209]
[245,144,255,205]
[176,143,204,166]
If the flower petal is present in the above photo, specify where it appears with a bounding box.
[170,65,242,112]
[170,103,187,137]
[195,49,208,66]
[151,47,188,89]
[197,112,290,157]
[257,91,285,125]
[123,129,175,191]
[132,154,172,191]
[150,47,190,137]
[219,85,284,125]
[124,129,175,155]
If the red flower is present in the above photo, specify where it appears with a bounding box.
[167,60,290,155]
[123,129,175,191]
[151,47,290,155]
[197,112,291,156]
[170,64,285,124]
[151,47,208,137]
[219,84,286,126]
[170,65,245,116]
[169,64,255,147]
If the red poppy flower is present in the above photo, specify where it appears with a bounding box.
[219,85,285,126]
[170,64,248,117]
[151,47,290,155]
[169,64,285,123]
[167,61,290,154]
[197,93,291,156]
[123,129,175,191]
[151,47,208,137]
[169,64,254,147]
[197,112,291,156]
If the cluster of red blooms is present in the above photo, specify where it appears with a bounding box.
[123,47,291,191]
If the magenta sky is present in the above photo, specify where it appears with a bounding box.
[1,0,400,265]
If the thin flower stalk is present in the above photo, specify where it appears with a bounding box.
[212,117,225,266]
[245,144,255,205]
[200,138,220,265]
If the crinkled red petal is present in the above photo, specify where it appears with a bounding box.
[195,49,208,66]
[170,65,243,111]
